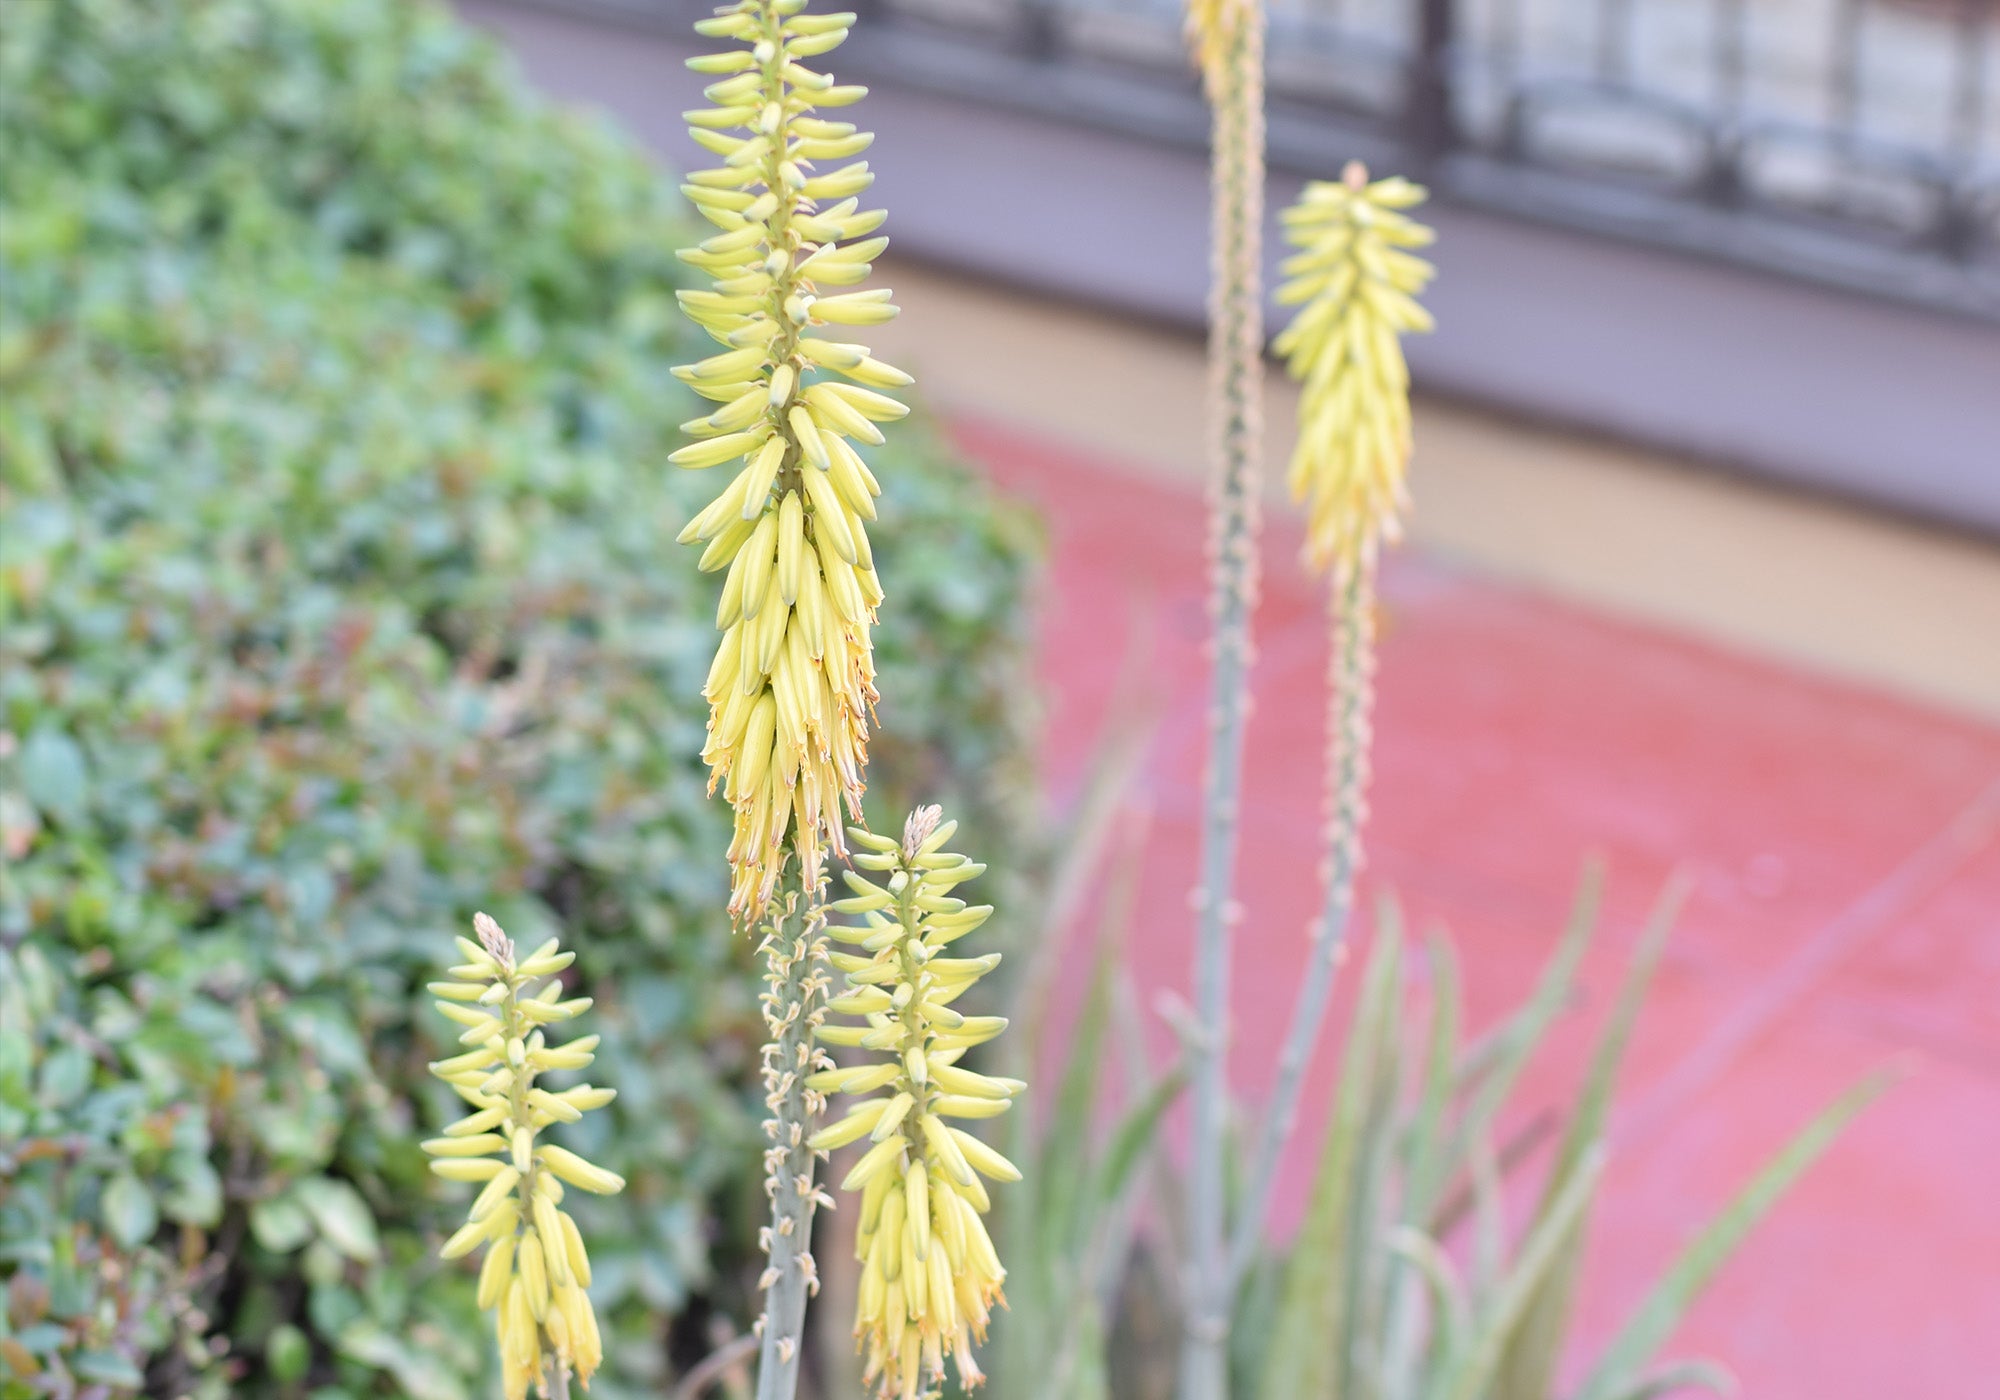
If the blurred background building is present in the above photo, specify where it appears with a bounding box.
[449,7,2000,1392]
[458,0,2000,719]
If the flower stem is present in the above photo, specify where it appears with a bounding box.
[1226,556,1376,1286]
[753,853,833,1400]
[1180,5,1266,1397]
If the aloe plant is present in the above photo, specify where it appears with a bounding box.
[1240,876,1890,1400]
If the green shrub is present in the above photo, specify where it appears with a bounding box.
[0,1,1038,1395]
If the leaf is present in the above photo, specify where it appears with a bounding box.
[99,1173,158,1250]
[1096,1064,1185,1212]
[69,1349,145,1387]
[0,1339,40,1380]
[1438,1146,1606,1400]
[1571,1071,1895,1400]
[296,1177,381,1263]
[162,1151,225,1228]
[36,1043,91,1107]
[1036,948,1114,1260]
[250,1193,315,1254]
[1385,1226,1468,1369]
[18,726,90,829]
[1341,901,1410,1394]
[1435,864,1603,1237]
[1256,909,1403,1400]
[338,1321,469,1400]
[1605,1359,1736,1400]
[1399,930,1464,1223]
[1499,876,1686,1399]
[267,1324,311,1384]
[1379,931,1464,1400]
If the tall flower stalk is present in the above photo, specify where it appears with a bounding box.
[754,855,837,1399]
[1179,0,1267,1395]
[422,915,623,1400]
[1229,164,1436,1284]
[674,0,910,923]
[672,4,915,1393]
[680,2,916,1392]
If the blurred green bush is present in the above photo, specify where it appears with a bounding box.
[0,1,1038,1395]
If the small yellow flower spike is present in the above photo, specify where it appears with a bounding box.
[672,0,912,921]
[1183,0,1255,92]
[810,807,1021,1398]
[1176,0,1256,92]
[1272,162,1438,578]
[424,914,623,1400]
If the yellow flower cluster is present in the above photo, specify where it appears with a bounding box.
[1272,163,1437,578]
[423,914,625,1400]
[671,0,912,921]
[1183,0,1256,91]
[808,807,1022,1397]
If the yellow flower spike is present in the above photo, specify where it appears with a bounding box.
[813,806,1021,1397]
[423,914,621,1396]
[1271,161,1438,579]
[1183,0,1256,94]
[675,0,911,922]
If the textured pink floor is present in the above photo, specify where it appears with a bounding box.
[948,415,2000,1398]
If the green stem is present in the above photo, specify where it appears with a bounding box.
[1181,6,1266,1398]
[1226,556,1375,1286]
[753,858,833,1400]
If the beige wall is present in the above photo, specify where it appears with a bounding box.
[870,260,2000,723]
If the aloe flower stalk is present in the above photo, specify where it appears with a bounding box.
[1229,163,1436,1284]
[753,856,837,1400]
[423,914,622,1400]
[674,0,911,923]
[811,806,1021,1398]
[1179,0,1266,1394]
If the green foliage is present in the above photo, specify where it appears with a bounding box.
[0,0,1038,1395]
[987,947,1183,1400]
[961,870,1882,1400]
[1240,876,1889,1400]
[0,943,215,1395]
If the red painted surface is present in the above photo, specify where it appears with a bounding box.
[945,415,2000,1398]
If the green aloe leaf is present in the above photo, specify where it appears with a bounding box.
[1385,1225,1468,1377]
[1379,931,1465,1400]
[1570,1070,1894,1400]
[1097,1065,1186,1219]
[1498,876,1687,1399]
[1401,930,1465,1226]
[1603,1359,1736,1399]
[1037,947,1115,1261]
[1257,908,1404,1400]
[1435,864,1603,1237]
[1438,1146,1606,1400]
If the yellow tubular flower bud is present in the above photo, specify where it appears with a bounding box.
[674,0,912,921]
[518,1229,550,1322]
[1270,161,1438,579]
[422,914,621,1395]
[478,1231,517,1309]
[813,807,1020,1397]
[558,1210,593,1288]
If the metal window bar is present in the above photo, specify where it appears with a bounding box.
[567,0,2000,314]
